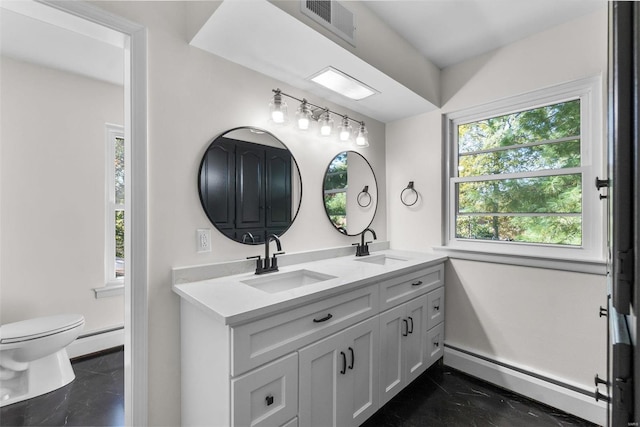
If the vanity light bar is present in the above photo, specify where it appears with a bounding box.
[269,88,369,147]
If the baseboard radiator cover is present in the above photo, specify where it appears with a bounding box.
[444,344,606,426]
[68,325,125,359]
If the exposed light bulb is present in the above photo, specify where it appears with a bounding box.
[298,117,310,130]
[272,110,285,124]
[355,122,369,147]
[269,89,287,124]
[339,116,352,142]
[319,110,333,136]
[296,100,312,131]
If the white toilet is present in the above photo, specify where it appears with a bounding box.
[0,314,85,407]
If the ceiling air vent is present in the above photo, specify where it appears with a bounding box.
[301,0,355,46]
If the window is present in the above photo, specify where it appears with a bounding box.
[105,124,125,287]
[444,77,604,261]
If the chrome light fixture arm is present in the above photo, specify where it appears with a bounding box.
[270,88,368,145]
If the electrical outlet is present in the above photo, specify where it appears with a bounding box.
[196,229,211,253]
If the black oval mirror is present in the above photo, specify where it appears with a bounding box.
[198,127,302,244]
[323,151,377,236]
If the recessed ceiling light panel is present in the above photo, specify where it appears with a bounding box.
[309,67,378,101]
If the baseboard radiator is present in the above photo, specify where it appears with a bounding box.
[68,325,125,359]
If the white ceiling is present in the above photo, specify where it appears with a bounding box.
[0,1,124,86]
[365,0,606,69]
[192,0,607,123]
[1,0,607,122]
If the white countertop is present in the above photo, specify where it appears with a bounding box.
[173,249,447,326]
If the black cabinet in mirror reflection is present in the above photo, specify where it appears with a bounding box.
[198,128,301,244]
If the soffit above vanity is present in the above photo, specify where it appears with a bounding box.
[189,0,439,123]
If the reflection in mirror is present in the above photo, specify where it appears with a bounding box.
[323,151,377,236]
[198,127,302,244]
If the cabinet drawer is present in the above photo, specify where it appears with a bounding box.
[426,323,444,367]
[379,264,444,311]
[232,353,298,427]
[426,287,445,330]
[232,285,378,375]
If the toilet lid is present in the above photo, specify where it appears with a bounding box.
[0,314,85,344]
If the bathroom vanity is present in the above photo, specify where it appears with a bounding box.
[173,250,446,427]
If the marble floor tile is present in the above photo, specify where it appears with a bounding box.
[1,347,124,427]
[362,362,598,427]
[1,350,597,427]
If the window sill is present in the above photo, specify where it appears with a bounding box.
[432,246,607,275]
[93,281,125,299]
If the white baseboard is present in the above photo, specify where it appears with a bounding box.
[68,326,124,359]
[444,346,607,426]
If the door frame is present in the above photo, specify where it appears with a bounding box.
[37,1,149,425]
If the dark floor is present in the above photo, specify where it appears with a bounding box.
[0,349,597,427]
[363,361,598,427]
[1,347,125,427]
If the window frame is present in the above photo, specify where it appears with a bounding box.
[442,77,605,263]
[104,123,125,290]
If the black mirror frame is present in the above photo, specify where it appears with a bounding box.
[197,126,303,245]
[322,150,378,236]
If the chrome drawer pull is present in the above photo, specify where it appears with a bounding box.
[411,280,423,286]
[313,313,333,323]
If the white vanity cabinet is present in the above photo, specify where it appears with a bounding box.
[298,316,379,427]
[175,254,446,427]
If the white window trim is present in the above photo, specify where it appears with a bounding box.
[442,76,606,267]
[95,123,125,298]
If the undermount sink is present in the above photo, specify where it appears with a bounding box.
[241,269,337,293]
[353,254,409,266]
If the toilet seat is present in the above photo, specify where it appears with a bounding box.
[0,314,85,344]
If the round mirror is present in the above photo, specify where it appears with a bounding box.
[323,151,377,236]
[198,127,302,244]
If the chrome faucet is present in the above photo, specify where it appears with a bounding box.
[354,228,377,257]
[248,234,285,274]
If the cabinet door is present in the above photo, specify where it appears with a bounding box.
[299,317,379,427]
[379,295,428,405]
[379,304,405,405]
[404,294,428,384]
[199,138,235,230]
[236,141,265,231]
[264,146,292,230]
[347,318,379,426]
